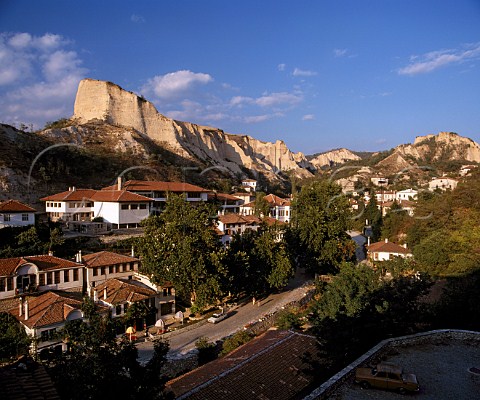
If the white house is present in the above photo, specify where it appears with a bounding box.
[241,179,257,192]
[41,187,151,229]
[239,194,291,223]
[395,189,418,201]
[102,179,209,214]
[0,200,36,229]
[208,192,243,215]
[375,190,396,203]
[0,255,84,300]
[367,239,412,262]
[428,178,458,191]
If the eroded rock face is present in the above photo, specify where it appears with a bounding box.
[73,79,314,178]
[309,148,361,169]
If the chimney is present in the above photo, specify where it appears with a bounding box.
[48,250,53,256]
[385,238,389,243]
[72,186,76,191]
[403,243,408,249]
[117,176,122,191]
[24,300,29,320]
[19,297,23,317]
[367,236,371,246]
[103,287,107,300]
[76,250,82,263]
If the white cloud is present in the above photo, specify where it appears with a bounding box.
[0,32,87,128]
[131,14,145,23]
[143,70,213,99]
[302,114,315,121]
[244,114,272,123]
[398,43,480,75]
[333,48,348,58]
[255,92,302,107]
[277,63,286,71]
[293,68,317,77]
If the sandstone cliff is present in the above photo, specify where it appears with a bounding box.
[73,79,314,178]
[309,148,361,169]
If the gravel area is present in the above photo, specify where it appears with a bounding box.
[330,340,480,399]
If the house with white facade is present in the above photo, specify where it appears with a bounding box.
[375,190,396,203]
[380,200,416,217]
[0,200,36,229]
[428,177,458,191]
[395,189,418,201]
[367,239,412,262]
[0,255,84,301]
[241,179,257,192]
[102,179,209,214]
[41,187,151,229]
[239,194,291,223]
[208,192,243,215]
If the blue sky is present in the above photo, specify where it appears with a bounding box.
[0,1,479,154]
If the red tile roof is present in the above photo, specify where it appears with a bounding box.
[0,255,82,276]
[94,278,156,305]
[102,180,208,193]
[90,190,151,202]
[367,240,411,254]
[11,291,84,329]
[0,200,36,213]
[81,251,139,268]
[40,189,97,202]
[166,330,321,400]
[264,194,291,207]
[0,356,61,400]
[207,192,241,201]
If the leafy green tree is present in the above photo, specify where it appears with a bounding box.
[0,312,31,361]
[254,192,271,217]
[138,194,223,311]
[363,192,382,242]
[381,201,411,242]
[289,180,356,274]
[220,330,253,356]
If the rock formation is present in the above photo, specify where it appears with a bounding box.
[309,148,361,169]
[73,79,314,178]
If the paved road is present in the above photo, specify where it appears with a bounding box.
[136,269,314,364]
[348,230,367,262]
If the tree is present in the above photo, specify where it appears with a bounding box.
[254,192,271,217]
[363,191,382,242]
[0,312,31,361]
[138,194,224,311]
[289,180,356,274]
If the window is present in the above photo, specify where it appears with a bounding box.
[73,269,79,281]
[6,277,13,291]
[0,278,5,291]
[22,214,29,221]
[109,265,114,274]
[69,202,76,208]
[123,303,128,313]
[115,305,122,316]
[54,271,60,284]
[47,273,52,285]
[64,270,70,282]
[38,273,45,286]
[130,204,138,210]
[100,267,105,276]
[93,267,98,277]
[40,328,56,342]
[163,287,172,296]
[139,204,147,209]
[121,204,129,210]
[160,302,173,315]
[4,214,10,221]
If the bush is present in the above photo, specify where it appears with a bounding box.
[195,336,217,365]
[220,330,253,356]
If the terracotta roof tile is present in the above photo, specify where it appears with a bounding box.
[103,180,208,193]
[167,330,321,400]
[264,194,291,207]
[11,291,84,329]
[0,200,36,213]
[0,255,82,276]
[81,251,139,268]
[207,193,241,201]
[95,278,156,305]
[367,240,411,254]
[90,190,151,202]
[40,189,97,202]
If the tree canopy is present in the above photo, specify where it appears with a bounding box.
[288,180,356,274]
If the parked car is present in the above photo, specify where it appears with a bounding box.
[355,362,420,394]
[207,312,227,323]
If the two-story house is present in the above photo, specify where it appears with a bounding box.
[0,200,36,229]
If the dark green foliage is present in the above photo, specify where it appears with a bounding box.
[195,337,218,365]
[137,194,224,310]
[0,312,31,361]
[275,308,303,331]
[220,330,253,356]
[253,191,271,217]
[43,118,72,130]
[50,299,170,400]
[289,180,356,274]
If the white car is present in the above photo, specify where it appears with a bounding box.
[207,312,227,323]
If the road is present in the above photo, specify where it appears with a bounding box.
[136,268,314,364]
